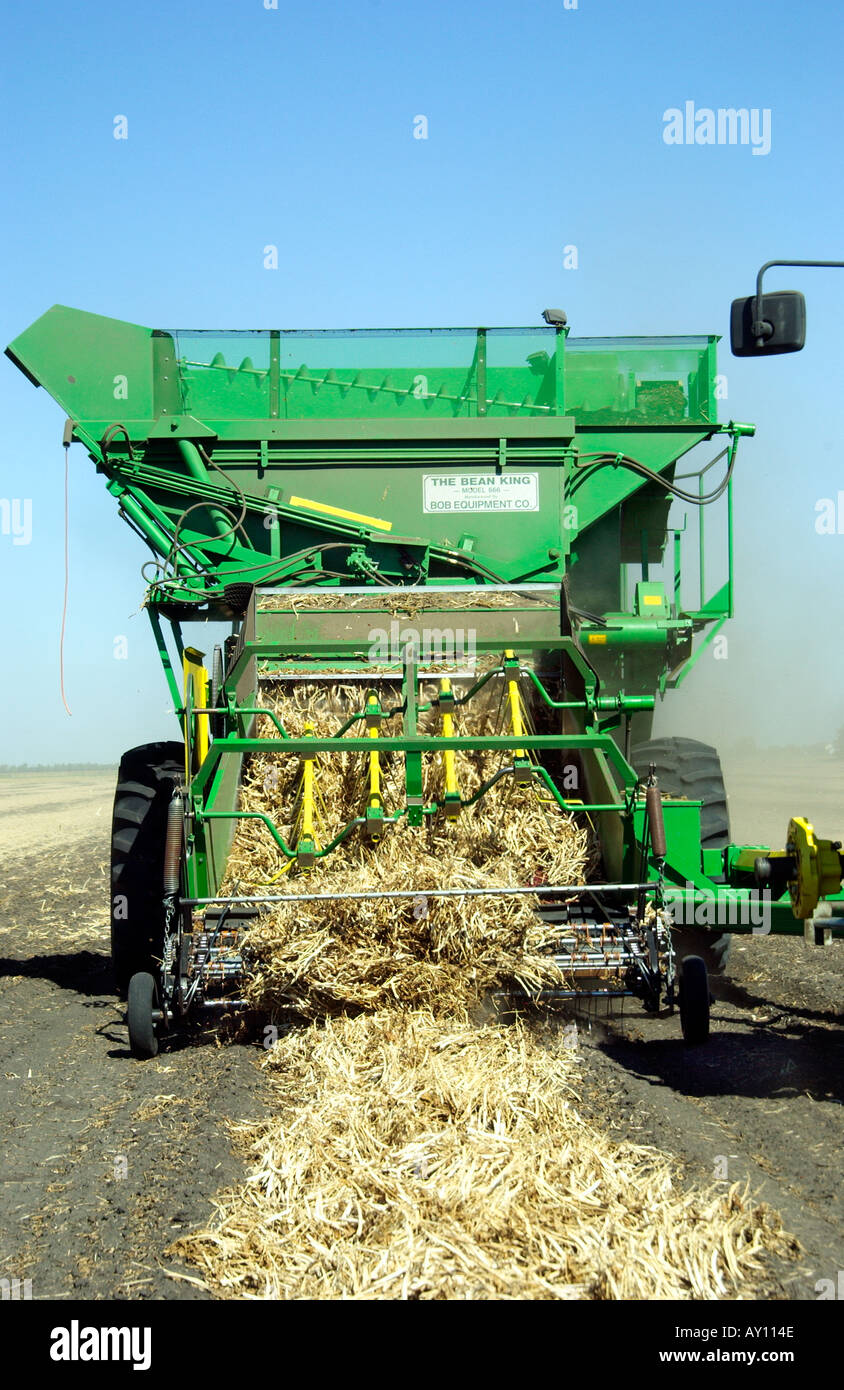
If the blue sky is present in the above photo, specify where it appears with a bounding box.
[1,0,843,761]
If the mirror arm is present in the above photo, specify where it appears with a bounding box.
[753,259,844,346]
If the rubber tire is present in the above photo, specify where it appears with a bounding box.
[127,971,160,1058]
[679,954,710,1046]
[631,737,731,976]
[110,741,184,996]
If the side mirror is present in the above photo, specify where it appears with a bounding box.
[730,290,806,356]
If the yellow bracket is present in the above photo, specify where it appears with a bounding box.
[504,651,524,740]
[367,718,381,810]
[361,695,385,841]
[291,724,323,867]
[439,677,459,816]
[183,646,209,777]
[299,722,319,847]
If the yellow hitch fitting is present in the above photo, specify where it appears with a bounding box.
[787,816,843,920]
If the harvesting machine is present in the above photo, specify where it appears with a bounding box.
[7,304,843,1056]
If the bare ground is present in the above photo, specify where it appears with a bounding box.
[0,766,840,1301]
[0,776,266,1300]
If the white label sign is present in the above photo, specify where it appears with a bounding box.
[423,472,539,514]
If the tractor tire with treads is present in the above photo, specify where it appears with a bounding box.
[110,742,184,996]
[631,737,731,977]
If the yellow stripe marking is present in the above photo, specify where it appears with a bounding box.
[288,495,393,532]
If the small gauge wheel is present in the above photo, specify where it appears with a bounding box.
[127,971,161,1058]
[679,954,710,1046]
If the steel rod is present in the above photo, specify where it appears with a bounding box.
[183,882,653,905]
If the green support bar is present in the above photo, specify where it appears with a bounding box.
[147,608,184,714]
[402,656,424,826]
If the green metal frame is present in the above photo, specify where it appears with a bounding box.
[9,304,838,943]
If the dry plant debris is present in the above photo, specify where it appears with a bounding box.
[176,1010,789,1300]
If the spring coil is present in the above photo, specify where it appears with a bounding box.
[163,790,184,896]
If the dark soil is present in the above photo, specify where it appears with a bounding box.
[0,838,267,1300]
[0,836,840,1301]
[569,934,842,1300]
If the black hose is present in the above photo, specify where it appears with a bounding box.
[572,446,736,507]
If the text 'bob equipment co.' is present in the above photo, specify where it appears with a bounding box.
[423,472,539,513]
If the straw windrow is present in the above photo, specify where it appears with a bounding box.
[176,1010,790,1299]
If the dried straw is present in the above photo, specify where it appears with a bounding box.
[238,833,573,1020]
[175,1009,790,1300]
[222,679,593,1017]
[258,589,556,615]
